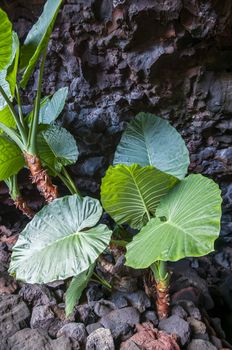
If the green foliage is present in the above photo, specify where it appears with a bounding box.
[65,265,95,316]
[0,32,19,110]
[9,195,112,283]
[113,112,190,179]
[0,9,12,70]
[0,106,16,134]
[20,0,63,88]
[38,124,79,172]
[101,164,178,229]
[39,87,68,124]
[125,174,222,268]
[0,136,24,180]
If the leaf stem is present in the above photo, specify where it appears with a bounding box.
[0,85,27,145]
[0,122,24,150]
[15,85,27,131]
[27,49,47,155]
[62,167,80,195]
[92,272,112,290]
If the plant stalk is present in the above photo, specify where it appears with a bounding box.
[145,206,170,319]
[5,175,34,218]
[0,85,27,145]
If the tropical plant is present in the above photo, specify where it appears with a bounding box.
[9,194,112,315]
[101,113,222,319]
[0,0,66,209]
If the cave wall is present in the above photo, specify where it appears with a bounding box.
[2,0,232,239]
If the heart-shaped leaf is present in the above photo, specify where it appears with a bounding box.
[0,9,12,70]
[0,106,16,134]
[39,87,68,124]
[101,164,179,229]
[20,0,63,88]
[9,195,112,283]
[0,136,24,180]
[38,125,79,172]
[126,174,222,268]
[114,113,190,179]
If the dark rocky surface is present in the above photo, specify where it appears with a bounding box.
[0,0,232,349]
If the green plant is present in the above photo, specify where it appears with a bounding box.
[101,113,222,319]
[0,1,66,206]
[9,194,112,315]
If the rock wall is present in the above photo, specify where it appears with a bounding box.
[3,0,232,240]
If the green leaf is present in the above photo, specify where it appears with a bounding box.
[0,8,12,70]
[0,136,24,180]
[37,125,79,172]
[0,106,16,134]
[39,87,68,124]
[20,0,63,88]
[0,32,19,110]
[65,264,95,316]
[101,164,179,229]
[113,112,190,179]
[9,195,112,284]
[126,174,222,268]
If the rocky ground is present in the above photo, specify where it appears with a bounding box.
[0,200,232,350]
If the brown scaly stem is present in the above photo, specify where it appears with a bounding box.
[156,279,170,320]
[24,153,58,203]
[14,197,35,219]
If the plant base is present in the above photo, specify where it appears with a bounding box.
[15,197,34,218]
[24,153,58,202]
[156,279,170,320]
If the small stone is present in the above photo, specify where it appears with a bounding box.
[188,317,206,334]
[171,305,188,319]
[87,285,104,303]
[7,328,52,350]
[187,339,217,350]
[143,311,159,326]
[126,291,151,313]
[111,292,128,309]
[30,305,55,330]
[158,315,190,346]
[177,300,201,320]
[94,299,117,317]
[19,283,55,306]
[210,336,223,349]
[86,322,102,334]
[75,303,97,325]
[86,328,115,350]
[57,322,87,344]
[100,307,140,330]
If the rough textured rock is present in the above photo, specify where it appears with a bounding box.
[57,322,87,344]
[0,294,30,341]
[2,0,232,241]
[86,328,115,350]
[30,305,55,330]
[187,339,217,350]
[158,315,191,346]
[100,306,140,330]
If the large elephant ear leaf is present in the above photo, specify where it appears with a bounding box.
[0,136,25,180]
[0,8,12,70]
[126,174,222,268]
[9,195,112,283]
[113,112,190,179]
[65,264,95,316]
[101,164,179,229]
[19,0,63,88]
[37,125,79,172]
[0,106,16,134]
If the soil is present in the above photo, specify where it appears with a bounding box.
[0,201,232,350]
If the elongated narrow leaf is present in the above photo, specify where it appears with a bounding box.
[0,9,12,70]
[65,264,95,316]
[101,164,179,229]
[0,106,16,134]
[126,174,222,268]
[0,136,24,180]
[114,113,190,179]
[0,32,19,110]
[39,87,68,124]
[38,125,79,172]
[9,195,112,283]
[20,0,63,88]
